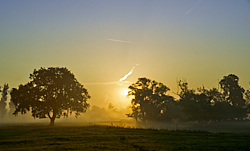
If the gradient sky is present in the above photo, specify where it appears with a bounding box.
[1,0,250,108]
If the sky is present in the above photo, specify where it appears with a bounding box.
[0,0,250,109]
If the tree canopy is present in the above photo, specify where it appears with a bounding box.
[219,74,245,107]
[10,67,90,126]
[127,77,174,122]
[127,75,249,123]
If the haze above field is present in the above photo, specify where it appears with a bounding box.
[0,0,250,110]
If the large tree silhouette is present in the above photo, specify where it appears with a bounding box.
[127,77,174,122]
[219,74,245,107]
[10,67,90,126]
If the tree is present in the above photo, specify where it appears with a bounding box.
[197,87,225,104]
[219,74,245,107]
[10,67,90,126]
[176,81,212,122]
[177,79,247,122]
[0,84,9,120]
[244,89,250,114]
[127,77,174,122]
[177,79,195,99]
[245,90,250,103]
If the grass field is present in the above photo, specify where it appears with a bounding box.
[0,124,250,151]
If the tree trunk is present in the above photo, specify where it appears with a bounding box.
[49,116,56,126]
[48,109,57,126]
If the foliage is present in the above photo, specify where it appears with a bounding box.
[127,77,174,122]
[127,75,249,123]
[245,90,250,104]
[0,84,9,119]
[219,74,246,107]
[177,79,195,99]
[177,81,213,122]
[10,67,90,126]
[1,84,9,103]
[197,87,225,103]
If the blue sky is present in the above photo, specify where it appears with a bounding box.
[0,0,250,108]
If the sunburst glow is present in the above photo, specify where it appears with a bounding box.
[123,90,129,95]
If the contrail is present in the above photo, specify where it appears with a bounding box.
[184,0,203,17]
[119,64,138,81]
[104,95,108,102]
[107,39,134,43]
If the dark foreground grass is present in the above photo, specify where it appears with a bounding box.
[0,125,250,151]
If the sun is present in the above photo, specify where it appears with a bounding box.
[123,89,129,95]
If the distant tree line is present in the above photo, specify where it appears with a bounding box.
[1,67,249,126]
[127,74,250,123]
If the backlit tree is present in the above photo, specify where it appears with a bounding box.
[219,74,245,107]
[127,77,174,122]
[10,67,90,126]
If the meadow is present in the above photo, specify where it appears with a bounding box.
[1,123,250,151]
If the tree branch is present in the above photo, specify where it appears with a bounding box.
[47,113,51,119]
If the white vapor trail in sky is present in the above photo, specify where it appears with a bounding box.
[104,95,108,102]
[107,39,134,43]
[184,0,203,17]
[83,64,139,85]
[119,64,138,82]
